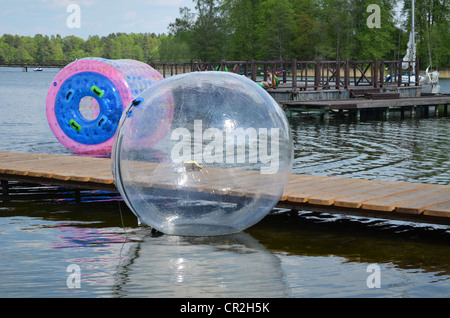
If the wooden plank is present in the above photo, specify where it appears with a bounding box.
[2,157,79,176]
[52,164,110,182]
[88,173,114,184]
[287,181,369,203]
[0,154,57,173]
[395,188,450,214]
[307,180,393,205]
[284,177,363,203]
[30,160,106,180]
[284,175,337,191]
[423,201,450,218]
[365,93,400,100]
[361,184,449,212]
[333,182,426,209]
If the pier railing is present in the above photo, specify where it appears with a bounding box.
[150,58,420,91]
[0,58,420,90]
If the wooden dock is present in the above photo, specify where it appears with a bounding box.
[282,95,450,110]
[281,94,450,119]
[1,151,450,225]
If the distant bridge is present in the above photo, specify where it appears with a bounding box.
[0,60,70,71]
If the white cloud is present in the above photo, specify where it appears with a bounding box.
[124,11,138,20]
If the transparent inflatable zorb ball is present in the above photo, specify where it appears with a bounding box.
[112,71,292,236]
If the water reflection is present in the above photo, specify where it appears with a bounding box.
[248,212,450,277]
[1,187,449,297]
[111,230,289,297]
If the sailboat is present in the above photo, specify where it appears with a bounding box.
[386,0,440,94]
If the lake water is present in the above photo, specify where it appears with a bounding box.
[0,67,449,299]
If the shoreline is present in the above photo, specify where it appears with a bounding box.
[434,69,450,78]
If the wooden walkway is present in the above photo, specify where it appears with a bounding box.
[281,95,450,111]
[1,151,450,225]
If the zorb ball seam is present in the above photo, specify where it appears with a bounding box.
[112,71,293,236]
[46,57,163,156]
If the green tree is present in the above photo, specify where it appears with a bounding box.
[291,0,319,60]
[169,0,227,61]
[222,0,261,59]
[256,0,295,59]
[354,0,397,60]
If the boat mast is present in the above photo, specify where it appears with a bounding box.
[412,0,416,74]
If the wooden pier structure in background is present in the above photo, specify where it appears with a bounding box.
[3,58,448,119]
[1,58,422,90]
[1,151,449,225]
[281,93,450,120]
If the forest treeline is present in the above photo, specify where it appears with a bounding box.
[1,0,448,69]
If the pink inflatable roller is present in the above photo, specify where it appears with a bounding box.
[46,57,163,156]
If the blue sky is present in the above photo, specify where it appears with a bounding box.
[0,0,196,38]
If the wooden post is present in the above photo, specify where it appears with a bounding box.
[336,60,341,90]
[244,61,249,78]
[1,180,9,197]
[314,60,320,91]
[411,106,416,118]
[221,59,226,71]
[380,60,385,90]
[162,64,166,78]
[344,60,350,90]
[398,60,403,87]
[383,107,390,120]
[251,59,256,82]
[415,57,420,86]
[263,61,267,81]
[323,110,330,122]
[283,60,287,83]
[292,59,297,92]
[191,59,195,72]
[424,105,430,118]
[373,59,378,88]
[305,62,308,90]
